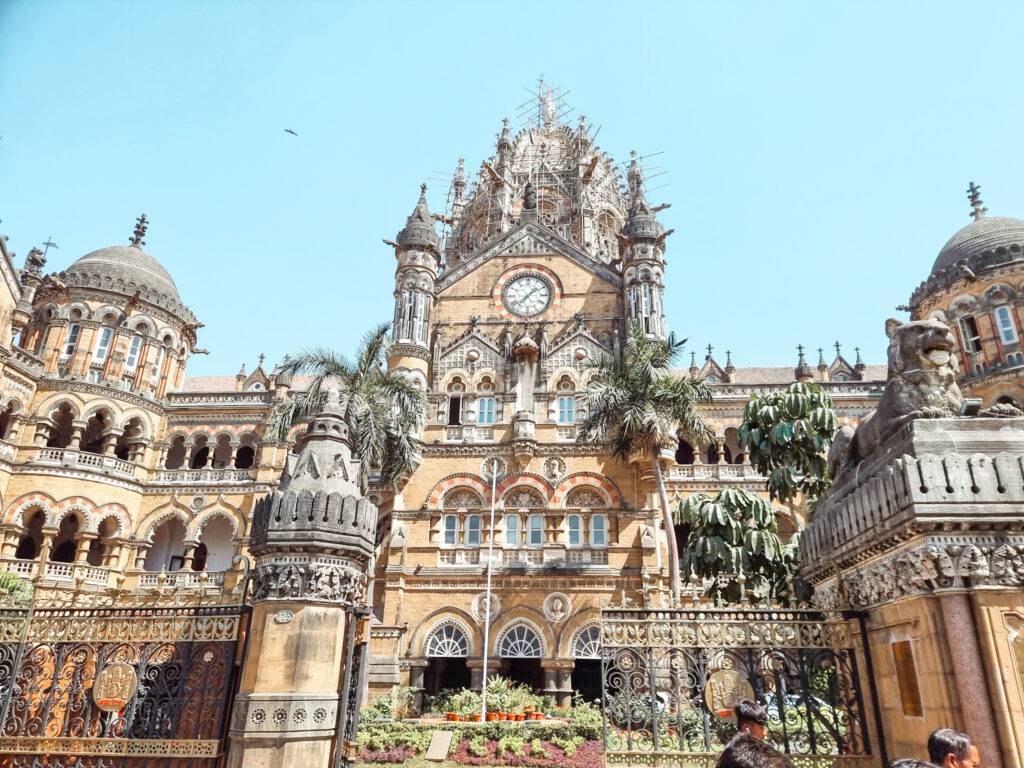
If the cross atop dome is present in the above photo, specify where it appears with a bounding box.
[967,181,988,221]
[129,214,148,247]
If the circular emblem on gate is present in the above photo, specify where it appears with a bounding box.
[703,669,754,719]
[93,662,139,712]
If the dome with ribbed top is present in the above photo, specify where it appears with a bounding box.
[932,215,1024,275]
[67,244,181,301]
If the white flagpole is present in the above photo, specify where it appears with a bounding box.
[480,458,498,721]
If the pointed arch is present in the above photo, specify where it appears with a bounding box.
[426,474,490,509]
[136,504,192,541]
[423,619,473,657]
[494,473,553,504]
[188,508,242,540]
[4,492,57,526]
[495,619,546,658]
[90,504,130,536]
[406,606,481,657]
[551,472,622,508]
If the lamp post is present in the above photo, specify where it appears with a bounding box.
[480,458,498,720]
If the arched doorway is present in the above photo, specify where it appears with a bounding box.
[195,515,235,572]
[497,622,544,691]
[50,514,80,563]
[15,509,45,560]
[571,625,602,704]
[144,516,187,571]
[46,403,75,448]
[423,621,471,696]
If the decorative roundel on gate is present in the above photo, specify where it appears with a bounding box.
[703,669,754,718]
[93,662,139,712]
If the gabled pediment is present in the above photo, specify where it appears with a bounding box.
[700,358,728,383]
[436,220,621,291]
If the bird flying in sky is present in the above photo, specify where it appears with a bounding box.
[284,128,297,136]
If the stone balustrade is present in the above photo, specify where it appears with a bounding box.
[34,447,136,478]
[151,467,256,484]
[665,463,764,482]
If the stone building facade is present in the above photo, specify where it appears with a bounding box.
[0,92,1020,743]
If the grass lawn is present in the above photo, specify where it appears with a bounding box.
[358,760,497,768]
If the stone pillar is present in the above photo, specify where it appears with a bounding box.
[0,530,20,557]
[938,592,1002,764]
[36,530,56,578]
[408,659,429,712]
[74,533,96,563]
[103,429,122,457]
[134,542,151,570]
[228,393,377,768]
[556,662,575,709]
[33,421,52,447]
[69,423,86,450]
[466,658,502,691]
[540,660,561,701]
[180,541,198,571]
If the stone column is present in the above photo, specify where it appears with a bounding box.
[466,658,502,691]
[134,542,151,570]
[938,592,1002,765]
[0,530,20,557]
[74,533,96,563]
[69,423,86,450]
[180,541,198,571]
[228,393,377,768]
[103,429,122,457]
[556,662,575,709]
[540,660,561,701]
[36,530,56,578]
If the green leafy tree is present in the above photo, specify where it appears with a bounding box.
[269,324,426,486]
[578,322,713,598]
[677,487,798,604]
[738,381,837,507]
[0,571,33,605]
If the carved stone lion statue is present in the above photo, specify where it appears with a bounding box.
[828,317,964,483]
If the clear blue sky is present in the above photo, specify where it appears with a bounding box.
[2,1,1022,376]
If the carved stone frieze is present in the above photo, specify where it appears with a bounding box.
[819,535,1024,610]
[251,557,367,606]
[229,692,338,738]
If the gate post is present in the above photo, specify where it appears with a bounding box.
[226,393,378,768]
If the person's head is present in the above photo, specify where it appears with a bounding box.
[716,734,792,768]
[734,700,768,739]
[890,760,935,768]
[928,729,980,768]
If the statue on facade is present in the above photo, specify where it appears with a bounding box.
[523,182,537,210]
[829,317,1019,483]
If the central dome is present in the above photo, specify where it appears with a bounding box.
[931,216,1024,275]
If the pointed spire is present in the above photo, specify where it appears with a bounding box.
[794,344,813,381]
[237,362,247,377]
[129,213,148,247]
[689,350,699,375]
[395,183,439,254]
[257,353,266,369]
[967,181,988,221]
[725,350,734,370]
[705,343,714,361]
[627,149,643,198]
[817,347,827,368]
[453,158,466,196]
[833,340,842,359]
[854,346,865,368]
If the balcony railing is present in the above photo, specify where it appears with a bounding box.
[0,557,115,587]
[502,549,544,566]
[35,448,136,479]
[443,426,494,443]
[565,549,608,565]
[665,464,765,482]
[151,468,256,484]
[137,570,227,588]
[437,548,481,566]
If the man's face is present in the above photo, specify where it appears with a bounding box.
[944,746,981,768]
[738,719,766,739]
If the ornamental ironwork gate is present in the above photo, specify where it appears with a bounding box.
[0,590,248,768]
[600,605,877,768]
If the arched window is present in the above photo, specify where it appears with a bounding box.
[557,396,575,424]
[151,344,165,385]
[61,324,81,359]
[572,625,601,659]
[590,514,607,547]
[527,514,544,547]
[478,396,495,425]
[505,514,521,546]
[235,444,255,469]
[46,402,75,448]
[498,623,543,658]
[994,306,1018,344]
[465,514,481,546]
[425,622,469,657]
[0,400,19,440]
[960,317,982,354]
[442,515,457,546]
[567,514,582,547]
[447,380,465,426]
[675,439,695,465]
[93,326,113,365]
[123,334,143,382]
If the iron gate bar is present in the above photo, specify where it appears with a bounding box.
[601,604,877,766]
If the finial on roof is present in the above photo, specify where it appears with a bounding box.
[258,353,265,368]
[817,347,826,367]
[795,344,813,381]
[725,350,734,370]
[42,236,58,258]
[834,340,841,358]
[237,362,247,377]
[420,182,427,196]
[689,350,698,373]
[129,213,148,247]
[705,343,713,361]
[523,181,537,210]
[967,181,988,221]
[854,346,864,367]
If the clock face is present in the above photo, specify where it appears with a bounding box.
[502,275,551,317]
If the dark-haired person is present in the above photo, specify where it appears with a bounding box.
[716,734,792,768]
[890,760,935,768]
[734,699,768,739]
[928,729,981,768]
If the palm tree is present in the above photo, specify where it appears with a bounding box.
[577,322,714,598]
[268,323,426,486]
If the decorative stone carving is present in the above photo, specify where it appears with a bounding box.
[543,592,570,623]
[481,456,507,480]
[230,693,338,738]
[828,318,963,483]
[565,486,605,509]
[251,558,367,606]
[543,457,566,482]
[472,592,501,622]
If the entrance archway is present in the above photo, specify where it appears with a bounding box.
[497,622,544,691]
[423,621,471,696]
[571,625,602,704]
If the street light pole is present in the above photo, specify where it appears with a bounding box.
[479,458,498,721]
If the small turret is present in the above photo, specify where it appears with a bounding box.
[396,184,440,257]
[389,185,439,367]
[794,345,814,383]
[620,151,669,340]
